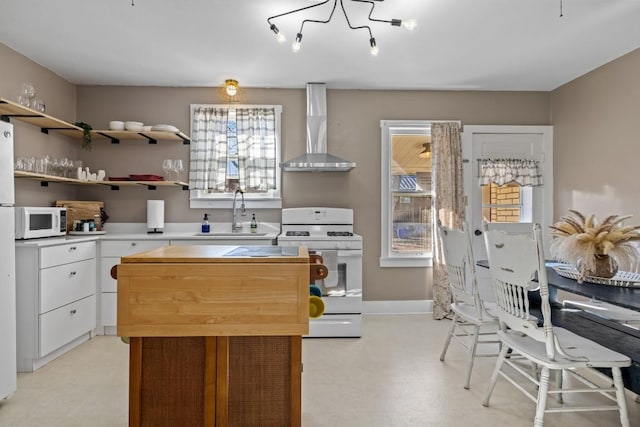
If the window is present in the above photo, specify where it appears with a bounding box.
[380,121,432,267]
[481,183,533,224]
[189,104,282,209]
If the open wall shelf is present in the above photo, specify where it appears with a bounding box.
[14,171,189,190]
[0,98,190,144]
[0,98,82,136]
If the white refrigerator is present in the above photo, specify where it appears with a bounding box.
[0,120,17,399]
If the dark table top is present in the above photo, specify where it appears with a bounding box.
[477,260,640,312]
[477,260,640,393]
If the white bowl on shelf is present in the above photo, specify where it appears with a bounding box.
[109,121,125,131]
[151,124,179,132]
[125,121,144,131]
[142,126,152,131]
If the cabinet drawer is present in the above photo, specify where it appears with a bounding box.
[40,241,96,269]
[39,295,96,357]
[40,259,96,314]
[101,292,117,327]
[100,258,119,293]
[101,240,169,257]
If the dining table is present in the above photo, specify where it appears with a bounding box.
[477,260,640,395]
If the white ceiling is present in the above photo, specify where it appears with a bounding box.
[2,0,640,91]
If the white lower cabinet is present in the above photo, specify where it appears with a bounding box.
[16,240,97,372]
[99,240,169,333]
[40,295,96,357]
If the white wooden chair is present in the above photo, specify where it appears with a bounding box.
[437,221,500,389]
[482,223,631,427]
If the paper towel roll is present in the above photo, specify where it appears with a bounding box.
[147,200,164,231]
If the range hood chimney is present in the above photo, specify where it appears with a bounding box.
[281,83,356,172]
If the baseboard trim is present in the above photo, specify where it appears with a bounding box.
[363,300,433,314]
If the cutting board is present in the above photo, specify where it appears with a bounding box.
[55,200,104,231]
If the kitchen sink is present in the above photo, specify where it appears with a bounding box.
[194,232,268,237]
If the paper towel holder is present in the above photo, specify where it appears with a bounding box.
[147,200,165,234]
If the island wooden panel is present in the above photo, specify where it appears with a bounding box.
[117,262,309,337]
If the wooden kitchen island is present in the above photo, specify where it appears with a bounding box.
[114,245,315,427]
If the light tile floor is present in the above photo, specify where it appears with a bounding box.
[0,314,638,426]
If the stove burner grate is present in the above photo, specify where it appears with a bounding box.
[327,231,354,237]
[285,231,310,237]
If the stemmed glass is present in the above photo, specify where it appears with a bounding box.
[172,159,183,182]
[19,83,35,108]
[162,159,172,181]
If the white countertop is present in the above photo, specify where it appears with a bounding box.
[15,222,281,247]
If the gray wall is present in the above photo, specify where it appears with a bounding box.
[551,48,640,221]
[3,42,555,302]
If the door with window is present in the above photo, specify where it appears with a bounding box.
[462,125,553,300]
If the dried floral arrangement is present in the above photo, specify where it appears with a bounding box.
[549,210,640,278]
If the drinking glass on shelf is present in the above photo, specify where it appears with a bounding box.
[21,82,35,98]
[20,82,36,108]
[162,159,172,180]
[31,99,45,113]
[50,158,60,176]
[14,157,25,171]
[26,157,36,173]
[17,95,30,107]
[172,159,183,182]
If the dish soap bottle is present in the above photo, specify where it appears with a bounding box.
[250,213,258,233]
[201,213,210,234]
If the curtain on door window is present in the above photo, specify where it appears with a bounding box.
[479,159,542,186]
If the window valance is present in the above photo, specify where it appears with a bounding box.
[479,158,542,187]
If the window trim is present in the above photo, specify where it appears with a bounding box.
[380,120,433,268]
[189,104,283,209]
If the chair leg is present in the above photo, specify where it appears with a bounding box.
[440,314,459,362]
[555,369,563,404]
[482,344,509,407]
[463,323,481,390]
[534,367,550,427]
[612,367,630,427]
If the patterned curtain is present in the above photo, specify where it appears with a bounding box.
[479,159,542,186]
[432,122,464,320]
[236,107,277,192]
[189,107,228,191]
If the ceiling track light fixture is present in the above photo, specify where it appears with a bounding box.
[267,0,416,56]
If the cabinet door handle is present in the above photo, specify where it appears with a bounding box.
[131,242,137,247]
[70,309,77,315]
[69,271,77,277]
[69,246,77,251]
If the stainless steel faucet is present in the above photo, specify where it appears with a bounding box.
[232,189,246,231]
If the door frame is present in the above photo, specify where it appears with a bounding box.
[462,124,554,253]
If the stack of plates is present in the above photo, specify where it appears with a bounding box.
[151,124,179,132]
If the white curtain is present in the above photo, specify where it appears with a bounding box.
[189,107,277,192]
[479,159,542,186]
[432,122,464,320]
[189,107,228,191]
[236,108,277,192]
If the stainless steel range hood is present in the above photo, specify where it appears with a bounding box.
[281,83,356,172]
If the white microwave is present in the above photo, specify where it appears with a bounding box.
[15,207,67,239]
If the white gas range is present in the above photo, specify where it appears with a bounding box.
[277,207,362,338]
